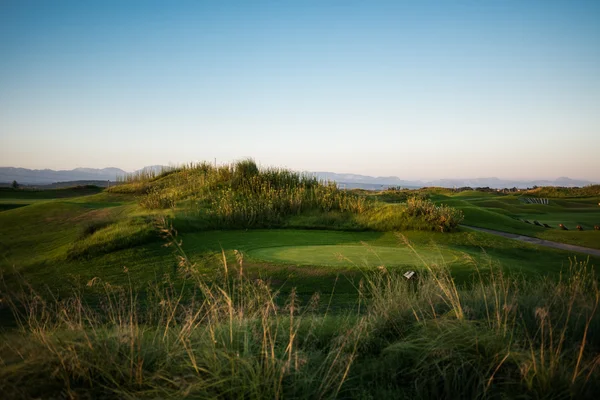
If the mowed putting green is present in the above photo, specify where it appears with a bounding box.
[248,244,459,268]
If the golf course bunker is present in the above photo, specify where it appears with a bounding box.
[248,245,459,268]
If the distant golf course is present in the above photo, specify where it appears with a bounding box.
[428,190,600,249]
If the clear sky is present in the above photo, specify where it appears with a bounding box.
[1,0,599,180]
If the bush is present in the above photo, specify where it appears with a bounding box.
[404,197,464,232]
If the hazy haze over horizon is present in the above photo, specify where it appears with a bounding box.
[1,0,599,181]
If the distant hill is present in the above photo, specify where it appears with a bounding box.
[312,172,421,188]
[311,172,597,190]
[0,180,116,189]
[0,167,127,185]
[1,166,597,189]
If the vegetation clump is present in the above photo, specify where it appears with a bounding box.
[372,188,429,203]
[109,159,463,233]
[404,196,464,232]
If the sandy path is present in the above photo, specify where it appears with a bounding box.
[463,225,600,258]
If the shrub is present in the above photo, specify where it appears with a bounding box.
[404,197,464,232]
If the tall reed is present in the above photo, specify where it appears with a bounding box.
[2,231,598,399]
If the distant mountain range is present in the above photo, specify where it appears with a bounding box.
[0,167,129,184]
[311,172,598,190]
[0,166,597,189]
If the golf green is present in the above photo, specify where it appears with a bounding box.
[248,245,459,268]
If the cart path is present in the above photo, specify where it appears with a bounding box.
[462,226,600,257]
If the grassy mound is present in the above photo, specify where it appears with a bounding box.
[67,217,158,260]
[109,159,464,233]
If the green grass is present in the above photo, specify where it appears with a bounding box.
[4,225,594,315]
[2,190,598,299]
[248,244,459,267]
[2,251,599,399]
[0,196,140,268]
[0,187,103,213]
[0,202,28,212]
[0,185,103,200]
[420,192,600,250]
[2,168,600,399]
[2,179,599,306]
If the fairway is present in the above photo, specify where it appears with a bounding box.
[249,244,458,267]
[426,192,600,250]
[0,186,106,213]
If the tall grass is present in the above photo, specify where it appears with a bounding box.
[1,221,365,399]
[404,197,463,232]
[2,230,599,399]
[108,159,463,233]
[356,251,600,399]
[115,166,181,184]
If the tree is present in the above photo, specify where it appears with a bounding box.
[12,180,19,189]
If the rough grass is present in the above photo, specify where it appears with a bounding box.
[109,159,464,234]
[1,233,599,399]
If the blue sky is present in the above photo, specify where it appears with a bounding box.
[1,0,599,180]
